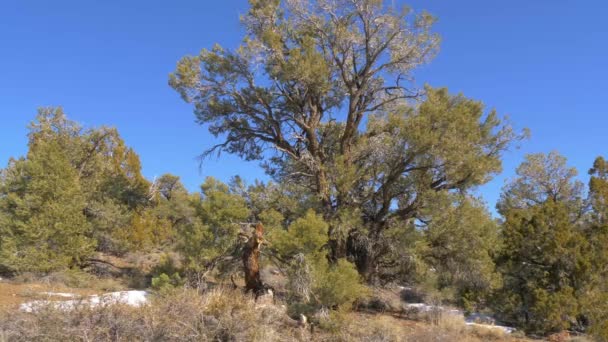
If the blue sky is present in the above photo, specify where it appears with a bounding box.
[1,0,606,211]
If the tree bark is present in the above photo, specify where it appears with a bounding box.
[242,223,265,296]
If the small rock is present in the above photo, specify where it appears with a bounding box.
[298,314,308,327]
[202,315,219,327]
[255,289,274,307]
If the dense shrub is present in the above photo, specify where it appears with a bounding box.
[312,258,369,309]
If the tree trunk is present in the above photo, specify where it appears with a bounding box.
[346,230,378,284]
[242,223,265,296]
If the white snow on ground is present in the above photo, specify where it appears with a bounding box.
[405,303,516,334]
[405,303,463,316]
[465,322,515,334]
[20,290,149,313]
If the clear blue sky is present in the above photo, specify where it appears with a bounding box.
[1,0,606,211]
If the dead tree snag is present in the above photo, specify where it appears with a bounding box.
[242,222,265,296]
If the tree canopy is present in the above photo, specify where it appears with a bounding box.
[170,0,525,282]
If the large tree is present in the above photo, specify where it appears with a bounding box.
[171,0,522,281]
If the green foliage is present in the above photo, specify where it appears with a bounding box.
[151,273,184,293]
[585,156,608,341]
[0,108,176,272]
[171,0,524,281]
[177,177,250,273]
[116,209,173,251]
[498,151,584,214]
[87,199,132,254]
[111,173,200,254]
[500,203,586,334]
[312,258,369,309]
[270,209,328,257]
[267,210,367,309]
[0,109,94,272]
[198,177,250,238]
[584,290,608,341]
[246,180,316,225]
[4,5,608,338]
[152,174,196,227]
[373,87,517,186]
[494,152,596,335]
[88,136,152,252]
[417,193,501,310]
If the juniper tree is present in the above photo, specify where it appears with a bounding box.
[0,109,94,272]
[177,177,250,279]
[417,194,501,310]
[170,0,523,281]
[585,157,608,340]
[495,152,595,335]
[0,108,161,262]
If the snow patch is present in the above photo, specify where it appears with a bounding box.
[405,303,515,334]
[465,322,515,334]
[405,303,463,316]
[20,290,149,313]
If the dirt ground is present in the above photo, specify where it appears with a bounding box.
[0,281,98,311]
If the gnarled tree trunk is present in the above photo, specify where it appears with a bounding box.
[242,223,265,296]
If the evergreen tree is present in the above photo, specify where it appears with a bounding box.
[0,108,159,264]
[269,209,367,309]
[495,152,593,335]
[0,109,94,272]
[584,156,608,340]
[170,0,525,281]
[178,177,250,277]
[418,194,501,310]
[119,174,198,251]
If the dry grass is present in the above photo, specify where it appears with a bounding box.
[468,324,508,340]
[310,310,530,342]
[0,288,304,342]
[12,269,126,292]
[0,283,537,342]
[312,311,423,342]
[402,308,529,342]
